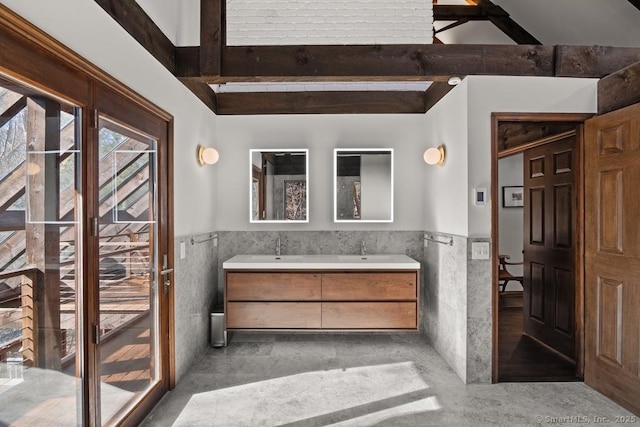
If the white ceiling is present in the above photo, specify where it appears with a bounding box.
[493,0,640,47]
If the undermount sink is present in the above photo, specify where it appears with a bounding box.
[247,255,305,261]
[338,255,392,262]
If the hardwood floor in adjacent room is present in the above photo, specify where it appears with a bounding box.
[498,306,579,382]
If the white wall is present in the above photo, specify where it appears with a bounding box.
[498,154,523,287]
[225,0,432,45]
[2,0,219,237]
[216,114,425,230]
[425,76,596,238]
[466,76,597,237]
[423,81,469,237]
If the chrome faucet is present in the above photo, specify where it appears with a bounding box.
[276,237,281,256]
[361,240,367,256]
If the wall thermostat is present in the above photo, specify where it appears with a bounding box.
[474,188,487,205]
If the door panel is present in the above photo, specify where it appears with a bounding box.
[92,83,171,425]
[585,104,640,415]
[530,188,545,244]
[97,116,159,423]
[0,86,84,425]
[597,277,623,366]
[598,170,623,254]
[523,136,577,360]
[529,262,545,321]
[554,184,572,247]
[554,267,573,335]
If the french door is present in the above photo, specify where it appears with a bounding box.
[0,80,172,426]
[90,85,172,425]
[0,8,173,424]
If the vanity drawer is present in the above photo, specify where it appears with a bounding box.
[227,302,321,329]
[322,272,417,301]
[322,302,417,329]
[227,272,321,301]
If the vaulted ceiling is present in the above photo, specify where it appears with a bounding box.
[96,0,640,115]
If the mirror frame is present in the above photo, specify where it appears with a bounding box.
[333,148,394,223]
[249,148,310,223]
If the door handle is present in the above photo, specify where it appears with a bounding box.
[161,254,173,291]
[160,268,173,291]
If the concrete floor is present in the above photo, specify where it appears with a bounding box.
[142,333,637,427]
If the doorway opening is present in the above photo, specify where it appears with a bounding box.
[491,113,592,383]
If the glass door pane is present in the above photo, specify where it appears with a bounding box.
[0,86,83,425]
[97,116,159,423]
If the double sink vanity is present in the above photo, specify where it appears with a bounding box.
[226,147,419,336]
[223,254,420,331]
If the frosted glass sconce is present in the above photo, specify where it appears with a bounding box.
[423,145,446,166]
[198,145,219,165]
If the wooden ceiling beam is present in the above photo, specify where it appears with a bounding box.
[92,0,219,113]
[94,0,176,73]
[487,14,540,45]
[216,91,427,115]
[556,46,640,78]
[424,82,455,112]
[433,4,506,21]
[598,60,640,114]
[212,44,554,83]
[179,77,218,113]
[175,46,218,113]
[200,0,224,77]
[182,44,640,83]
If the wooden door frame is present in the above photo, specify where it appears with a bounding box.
[490,112,592,383]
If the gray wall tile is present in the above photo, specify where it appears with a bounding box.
[173,232,218,382]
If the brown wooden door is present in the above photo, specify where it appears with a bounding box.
[523,136,577,360]
[585,104,640,415]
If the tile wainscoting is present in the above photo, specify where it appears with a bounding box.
[423,233,492,383]
[173,232,219,381]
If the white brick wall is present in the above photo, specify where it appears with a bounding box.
[226,0,433,45]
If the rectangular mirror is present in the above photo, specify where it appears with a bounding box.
[250,149,309,223]
[334,148,394,223]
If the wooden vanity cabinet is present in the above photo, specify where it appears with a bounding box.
[225,270,419,331]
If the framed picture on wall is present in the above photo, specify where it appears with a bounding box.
[284,180,307,220]
[502,186,524,208]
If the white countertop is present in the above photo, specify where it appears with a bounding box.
[222,254,420,270]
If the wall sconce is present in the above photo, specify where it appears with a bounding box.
[198,145,219,165]
[447,76,462,86]
[423,145,446,166]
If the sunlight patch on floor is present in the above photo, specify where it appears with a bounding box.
[328,396,441,426]
[174,361,441,426]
